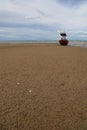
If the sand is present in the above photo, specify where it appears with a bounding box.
[0,43,87,130]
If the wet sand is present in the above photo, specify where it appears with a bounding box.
[0,43,87,130]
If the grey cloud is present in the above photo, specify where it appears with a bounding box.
[0,11,23,20]
[37,10,46,16]
[0,22,56,31]
[25,16,41,20]
[57,0,87,7]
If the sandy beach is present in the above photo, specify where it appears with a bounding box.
[0,43,87,130]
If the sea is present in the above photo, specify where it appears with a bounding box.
[0,40,87,48]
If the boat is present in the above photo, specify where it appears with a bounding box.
[59,32,68,46]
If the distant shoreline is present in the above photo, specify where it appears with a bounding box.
[0,40,87,43]
[0,40,87,47]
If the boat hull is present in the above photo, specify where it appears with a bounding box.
[59,39,68,46]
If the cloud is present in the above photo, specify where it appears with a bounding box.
[0,0,87,40]
[57,0,86,7]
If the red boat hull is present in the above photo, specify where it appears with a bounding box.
[59,39,68,46]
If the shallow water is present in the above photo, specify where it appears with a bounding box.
[69,41,87,47]
[0,40,87,47]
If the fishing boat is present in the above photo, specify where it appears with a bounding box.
[59,32,68,46]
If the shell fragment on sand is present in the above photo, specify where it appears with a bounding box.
[29,90,32,93]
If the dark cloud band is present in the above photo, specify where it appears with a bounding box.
[57,0,86,6]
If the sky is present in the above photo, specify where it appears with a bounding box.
[0,0,87,40]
